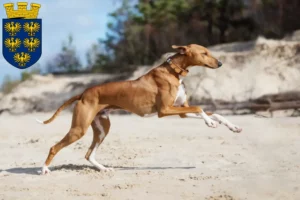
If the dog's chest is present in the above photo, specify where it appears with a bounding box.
[173,79,187,107]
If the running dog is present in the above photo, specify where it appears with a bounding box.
[37,44,242,175]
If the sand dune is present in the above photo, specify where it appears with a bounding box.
[1,34,300,115]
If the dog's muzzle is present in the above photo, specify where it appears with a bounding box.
[218,61,222,67]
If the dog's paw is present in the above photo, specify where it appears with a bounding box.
[101,167,114,172]
[228,124,242,133]
[205,118,218,128]
[40,165,51,175]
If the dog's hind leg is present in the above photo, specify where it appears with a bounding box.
[85,110,113,172]
[41,101,100,175]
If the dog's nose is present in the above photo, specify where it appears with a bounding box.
[218,61,222,67]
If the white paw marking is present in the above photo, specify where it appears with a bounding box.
[205,118,218,128]
[210,114,242,133]
[101,167,114,172]
[41,164,51,175]
[88,140,113,172]
[201,112,218,128]
[228,124,242,133]
[89,115,114,172]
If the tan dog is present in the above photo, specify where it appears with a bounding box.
[37,44,242,175]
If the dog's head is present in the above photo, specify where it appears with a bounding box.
[172,44,222,69]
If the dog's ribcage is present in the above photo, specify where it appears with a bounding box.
[174,79,187,106]
[143,79,186,117]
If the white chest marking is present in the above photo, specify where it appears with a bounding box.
[173,79,187,107]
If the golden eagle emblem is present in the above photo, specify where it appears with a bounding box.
[4,22,21,36]
[23,37,40,52]
[14,52,31,67]
[3,3,42,69]
[23,22,40,36]
[4,37,21,52]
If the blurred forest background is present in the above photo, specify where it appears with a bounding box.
[49,0,300,73]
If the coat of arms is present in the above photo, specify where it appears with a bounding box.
[2,2,42,69]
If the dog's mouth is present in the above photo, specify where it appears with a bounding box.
[204,64,213,68]
[204,64,219,69]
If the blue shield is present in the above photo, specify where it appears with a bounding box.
[2,18,42,69]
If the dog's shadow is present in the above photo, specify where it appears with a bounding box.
[1,164,196,176]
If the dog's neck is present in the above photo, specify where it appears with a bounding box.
[166,53,191,77]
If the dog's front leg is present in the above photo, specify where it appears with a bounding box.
[182,113,242,132]
[179,101,242,133]
[210,114,242,133]
[158,106,218,128]
[177,101,217,128]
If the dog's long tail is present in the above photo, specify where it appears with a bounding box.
[36,94,82,125]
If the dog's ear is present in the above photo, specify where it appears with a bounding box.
[172,45,189,55]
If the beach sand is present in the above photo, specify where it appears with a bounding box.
[0,113,299,200]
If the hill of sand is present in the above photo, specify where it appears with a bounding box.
[0,32,300,114]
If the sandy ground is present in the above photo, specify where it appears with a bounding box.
[0,113,299,200]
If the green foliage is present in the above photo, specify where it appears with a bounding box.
[136,0,190,25]
[91,0,253,73]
